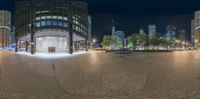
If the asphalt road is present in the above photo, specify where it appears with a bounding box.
[0,51,200,99]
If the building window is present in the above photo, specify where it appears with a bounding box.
[36,22,41,27]
[58,16,63,20]
[41,21,46,26]
[52,21,57,26]
[58,21,63,26]
[63,17,68,21]
[52,16,57,19]
[63,22,68,27]
[76,26,79,31]
[47,16,51,19]
[41,16,46,20]
[36,17,40,20]
[47,21,52,26]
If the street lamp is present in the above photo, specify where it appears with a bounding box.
[182,41,186,49]
[195,39,198,49]
[92,38,97,49]
[93,39,96,44]
[176,40,180,49]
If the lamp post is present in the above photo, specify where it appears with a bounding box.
[92,38,96,49]
[195,39,198,49]
[181,41,186,49]
[93,39,96,44]
[30,1,35,55]
[176,40,180,49]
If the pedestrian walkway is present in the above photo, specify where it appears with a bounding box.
[0,51,15,56]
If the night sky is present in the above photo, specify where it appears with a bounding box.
[1,0,200,42]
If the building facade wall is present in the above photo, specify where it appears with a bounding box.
[148,25,156,40]
[88,15,92,42]
[191,19,195,46]
[192,10,200,48]
[0,10,11,48]
[15,0,88,52]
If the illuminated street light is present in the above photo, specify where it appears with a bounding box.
[93,39,96,44]
[195,39,198,48]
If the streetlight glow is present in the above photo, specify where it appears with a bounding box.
[195,39,198,43]
[93,39,96,44]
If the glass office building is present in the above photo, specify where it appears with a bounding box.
[15,0,88,53]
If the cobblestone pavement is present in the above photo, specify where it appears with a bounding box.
[0,51,200,99]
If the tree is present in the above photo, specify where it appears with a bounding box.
[111,35,122,49]
[159,37,173,50]
[138,32,148,47]
[127,33,138,49]
[150,38,160,49]
[101,35,112,49]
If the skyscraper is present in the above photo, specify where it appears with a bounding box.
[111,20,125,46]
[0,10,11,49]
[178,30,186,41]
[191,19,195,46]
[114,31,125,46]
[88,15,92,43]
[139,27,145,35]
[148,25,156,40]
[191,10,200,48]
[166,25,176,40]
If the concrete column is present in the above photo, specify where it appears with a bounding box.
[69,23,73,54]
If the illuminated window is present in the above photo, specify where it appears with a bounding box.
[58,16,63,20]
[36,22,40,27]
[52,21,57,26]
[58,22,63,26]
[52,16,57,19]
[41,21,46,26]
[76,26,79,31]
[63,22,68,27]
[47,16,51,19]
[47,21,51,26]
[36,17,40,20]
[63,17,68,21]
[41,16,46,20]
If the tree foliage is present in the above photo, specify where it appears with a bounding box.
[101,35,122,49]
[102,35,112,48]
[127,33,138,49]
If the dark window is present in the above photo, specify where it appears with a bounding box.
[58,22,63,26]
[47,21,52,26]
[52,21,58,26]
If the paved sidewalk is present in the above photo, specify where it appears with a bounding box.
[0,51,200,99]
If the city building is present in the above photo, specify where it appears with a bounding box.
[10,26,15,45]
[191,19,195,46]
[114,30,125,46]
[15,0,88,53]
[191,10,200,48]
[88,15,92,43]
[166,25,176,41]
[139,27,145,35]
[111,20,125,46]
[148,25,156,40]
[0,10,11,49]
[178,30,186,41]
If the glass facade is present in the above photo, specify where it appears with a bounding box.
[15,0,88,52]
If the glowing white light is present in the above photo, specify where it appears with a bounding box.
[17,51,88,59]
